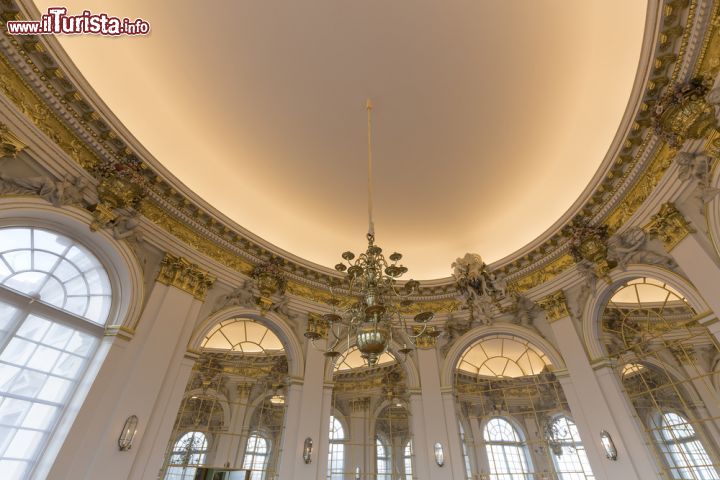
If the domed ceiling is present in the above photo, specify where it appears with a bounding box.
[34,0,647,279]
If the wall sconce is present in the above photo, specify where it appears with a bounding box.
[355,466,361,479]
[434,442,445,467]
[600,430,617,460]
[303,437,313,464]
[118,415,138,451]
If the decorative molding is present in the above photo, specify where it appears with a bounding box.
[104,324,135,341]
[644,202,695,251]
[156,253,216,301]
[0,0,708,304]
[413,325,439,349]
[0,121,26,157]
[537,291,570,323]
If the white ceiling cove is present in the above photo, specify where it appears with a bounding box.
[35,0,648,279]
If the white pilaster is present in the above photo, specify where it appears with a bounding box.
[415,347,464,479]
[48,279,206,480]
[277,344,331,480]
[548,312,660,480]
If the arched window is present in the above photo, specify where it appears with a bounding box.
[459,423,474,480]
[653,411,719,480]
[242,433,270,480]
[483,417,533,479]
[376,436,391,480]
[548,415,595,480]
[328,415,345,480]
[165,431,208,480]
[0,227,112,480]
[404,439,413,480]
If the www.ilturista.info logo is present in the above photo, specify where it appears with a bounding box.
[6,7,150,36]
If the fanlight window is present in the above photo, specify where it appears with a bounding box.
[334,345,395,371]
[653,411,719,480]
[0,227,112,480]
[457,335,551,378]
[404,440,413,480]
[242,433,270,480]
[622,362,645,377]
[548,415,595,480]
[327,415,345,480]
[609,277,687,306]
[164,431,208,480]
[0,227,111,324]
[202,318,284,353]
[376,436,391,480]
[484,417,533,479]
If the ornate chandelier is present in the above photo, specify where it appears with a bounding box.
[304,100,435,367]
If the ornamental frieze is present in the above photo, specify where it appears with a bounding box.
[0,0,712,302]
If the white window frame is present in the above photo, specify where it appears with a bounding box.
[328,415,346,480]
[548,415,595,480]
[482,416,534,480]
[0,226,113,480]
[242,432,270,480]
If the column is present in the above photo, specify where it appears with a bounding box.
[408,391,430,479]
[468,406,488,479]
[539,290,660,480]
[277,380,303,478]
[415,340,465,480]
[47,253,215,480]
[348,397,371,479]
[646,203,720,324]
[212,382,253,468]
[276,342,332,480]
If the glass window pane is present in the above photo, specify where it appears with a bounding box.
[0,227,110,476]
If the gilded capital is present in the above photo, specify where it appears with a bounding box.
[0,123,26,158]
[413,325,439,349]
[157,253,216,301]
[537,291,570,323]
[644,202,695,251]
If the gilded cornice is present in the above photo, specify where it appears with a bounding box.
[0,0,713,302]
[156,253,216,301]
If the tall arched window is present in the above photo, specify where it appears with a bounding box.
[548,415,595,480]
[376,436,391,480]
[165,431,208,480]
[242,433,270,480]
[328,415,345,480]
[653,411,719,480]
[483,417,533,479]
[459,423,474,480]
[0,227,112,480]
[404,439,413,480]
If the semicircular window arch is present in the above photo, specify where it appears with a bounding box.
[201,318,284,353]
[457,334,551,378]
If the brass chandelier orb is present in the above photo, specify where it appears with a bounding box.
[304,100,434,367]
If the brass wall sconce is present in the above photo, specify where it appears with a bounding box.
[434,442,445,466]
[303,437,313,464]
[600,430,617,460]
[118,415,138,451]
